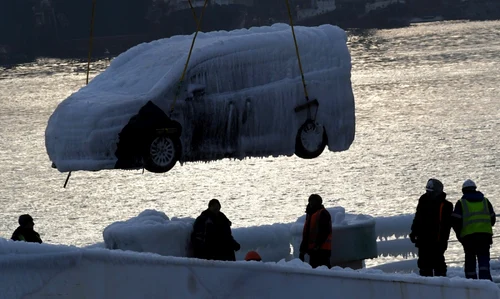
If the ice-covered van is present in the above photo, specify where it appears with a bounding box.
[45,23,355,174]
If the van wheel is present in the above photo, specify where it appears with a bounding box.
[143,134,181,173]
[295,119,327,159]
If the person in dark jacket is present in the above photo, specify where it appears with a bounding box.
[299,194,332,268]
[191,199,240,261]
[452,179,496,281]
[410,178,453,277]
[11,214,42,243]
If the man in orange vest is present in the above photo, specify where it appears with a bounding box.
[299,194,333,268]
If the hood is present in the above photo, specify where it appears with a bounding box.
[462,190,485,203]
[306,204,325,215]
[45,89,144,172]
[201,210,231,226]
[422,191,447,202]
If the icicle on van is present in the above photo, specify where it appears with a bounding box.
[45,23,356,174]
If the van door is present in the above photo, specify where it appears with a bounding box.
[186,84,239,159]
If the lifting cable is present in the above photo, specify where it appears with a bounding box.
[63,0,97,188]
[284,0,315,120]
[169,0,209,116]
[188,0,201,26]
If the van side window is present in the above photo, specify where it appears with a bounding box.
[188,67,219,94]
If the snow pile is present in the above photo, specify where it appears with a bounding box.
[45,23,355,172]
[103,208,424,261]
[103,210,291,262]
[103,210,195,257]
[1,239,499,299]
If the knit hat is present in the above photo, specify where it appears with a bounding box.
[18,214,34,226]
[244,251,262,262]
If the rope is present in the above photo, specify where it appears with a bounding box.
[85,0,97,85]
[188,0,200,26]
[169,0,209,116]
[63,0,97,188]
[284,0,310,104]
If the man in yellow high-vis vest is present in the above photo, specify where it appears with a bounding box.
[451,179,496,281]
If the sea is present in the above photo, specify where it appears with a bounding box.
[0,20,499,267]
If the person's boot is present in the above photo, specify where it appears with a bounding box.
[478,269,492,281]
[478,254,492,281]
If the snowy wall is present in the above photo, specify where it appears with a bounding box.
[1,240,499,299]
[103,209,293,262]
[103,209,421,263]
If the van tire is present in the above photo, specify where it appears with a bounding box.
[143,133,181,173]
[295,119,327,159]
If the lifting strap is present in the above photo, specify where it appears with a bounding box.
[169,0,209,117]
[188,0,201,25]
[284,0,317,120]
[64,0,97,188]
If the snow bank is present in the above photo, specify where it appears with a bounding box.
[104,208,375,264]
[103,209,424,262]
[103,210,292,262]
[373,213,418,259]
[45,23,355,172]
[1,239,499,299]
[103,210,194,257]
[375,214,414,240]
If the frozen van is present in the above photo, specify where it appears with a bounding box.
[45,23,355,174]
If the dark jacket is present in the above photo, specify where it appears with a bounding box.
[451,190,496,245]
[191,210,240,261]
[410,191,453,249]
[300,204,332,254]
[11,227,42,243]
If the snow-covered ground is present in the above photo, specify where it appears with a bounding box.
[2,207,500,298]
[1,238,499,299]
[103,207,377,263]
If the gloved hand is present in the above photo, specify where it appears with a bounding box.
[233,241,241,252]
[409,233,417,244]
[299,252,305,262]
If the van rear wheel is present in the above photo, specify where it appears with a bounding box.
[143,134,181,173]
[295,119,327,159]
